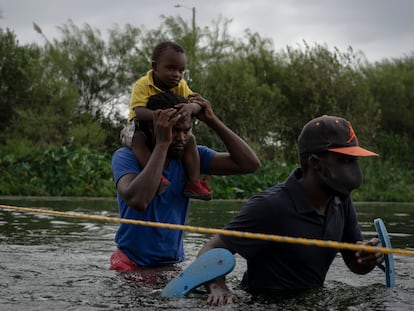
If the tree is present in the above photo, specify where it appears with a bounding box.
[194,31,285,161]
[44,20,146,119]
[0,28,79,145]
[365,53,414,164]
[274,43,380,160]
[0,29,39,135]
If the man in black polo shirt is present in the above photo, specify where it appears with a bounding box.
[197,115,384,306]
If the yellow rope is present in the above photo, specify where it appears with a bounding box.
[1,204,413,257]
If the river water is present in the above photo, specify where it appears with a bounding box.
[0,198,413,310]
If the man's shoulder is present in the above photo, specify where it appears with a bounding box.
[260,170,298,199]
[197,145,211,152]
[334,196,355,212]
[112,147,134,161]
[197,145,215,155]
[112,148,140,178]
[196,145,216,175]
[246,184,288,208]
[265,183,288,197]
[197,145,216,159]
[114,146,133,155]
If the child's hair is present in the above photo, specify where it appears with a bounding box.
[152,41,185,63]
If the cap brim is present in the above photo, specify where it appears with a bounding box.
[328,146,379,157]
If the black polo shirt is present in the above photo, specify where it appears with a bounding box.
[220,168,363,294]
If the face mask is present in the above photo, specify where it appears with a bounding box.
[312,155,363,198]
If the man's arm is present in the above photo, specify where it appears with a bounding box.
[342,238,384,274]
[116,108,181,211]
[194,96,260,175]
[197,235,238,306]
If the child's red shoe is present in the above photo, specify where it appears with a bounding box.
[183,178,212,201]
[157,176,171,195]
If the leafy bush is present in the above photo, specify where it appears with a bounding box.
[353,159,414,202]
[0,145,412,201]
[68,121,107,150]
[0,144,115,197]
[209,160,296,200]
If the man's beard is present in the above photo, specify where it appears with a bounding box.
[167,146,185,160]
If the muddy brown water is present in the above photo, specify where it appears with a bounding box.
[1,198,413,310]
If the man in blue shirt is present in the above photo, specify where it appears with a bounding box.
[110,91,260,271]
[197,115,385,305]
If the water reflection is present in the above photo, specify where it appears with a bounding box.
[0,198,413,310]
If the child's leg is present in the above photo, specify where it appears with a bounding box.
[183,134,212,200]
[182,133,200,182]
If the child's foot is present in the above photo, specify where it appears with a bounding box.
[157,176,171,195]
[183,178,212,201]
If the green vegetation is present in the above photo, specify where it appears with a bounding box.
[0,16,413,201]
[0,140,113,196]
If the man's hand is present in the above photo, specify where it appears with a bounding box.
[355,238,384,268]
[152,108,182,145]
[188,93,215,123]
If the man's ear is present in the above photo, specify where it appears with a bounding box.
[308,155,321,172]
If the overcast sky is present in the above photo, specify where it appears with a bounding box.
[1,0,413,63]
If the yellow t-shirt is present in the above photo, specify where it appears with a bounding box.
[128,70,193,121]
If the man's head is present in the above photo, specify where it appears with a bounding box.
[298,115,378,198]
[139,91,192,160]
[298,115,378,157]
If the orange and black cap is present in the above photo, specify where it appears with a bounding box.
[298,115,378,157]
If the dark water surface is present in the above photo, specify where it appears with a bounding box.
[0,197,413,310]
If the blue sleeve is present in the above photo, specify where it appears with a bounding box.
[111,147,141,185]
[197,145,216,175]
